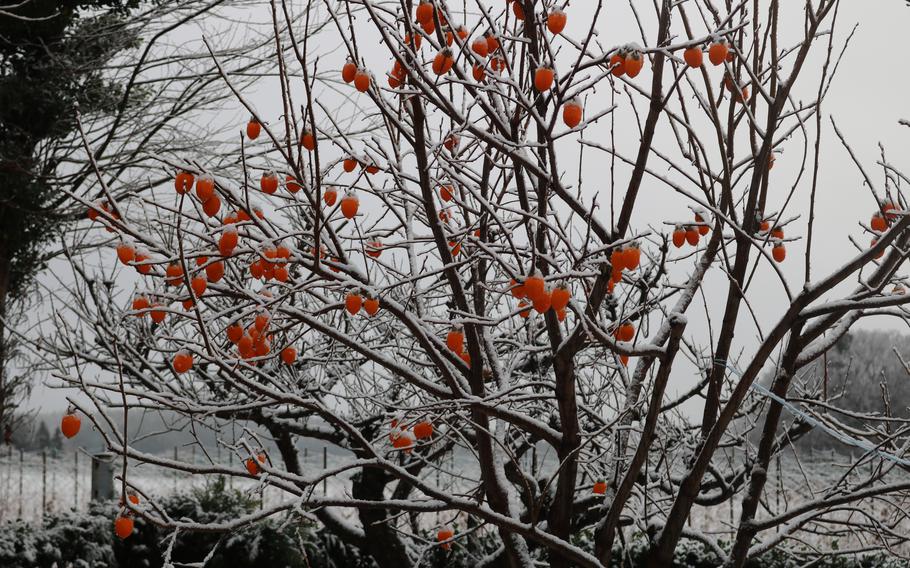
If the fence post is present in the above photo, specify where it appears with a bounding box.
[74,451,79,511]
[322,447,327,495]
[90,452,115,502]
[3,445,10,521]
[42,450,47,517]
[51,456,57,514]
[18,449,23,519]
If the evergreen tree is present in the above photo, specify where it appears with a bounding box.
[0,0,140,440]
[33,420,51,450]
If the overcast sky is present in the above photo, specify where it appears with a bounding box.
[22,1,910,417]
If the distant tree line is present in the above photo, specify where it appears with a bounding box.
[789,330,910,453]
[7,418,65,454]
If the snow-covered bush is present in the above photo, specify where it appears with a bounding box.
[0,502,117,568]
[0,477,366,568]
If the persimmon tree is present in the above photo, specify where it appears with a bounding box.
[36,0,910,566]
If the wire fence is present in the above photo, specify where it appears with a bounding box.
[0,445,342,524]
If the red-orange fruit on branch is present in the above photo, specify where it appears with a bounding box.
[623,245,641,270]
[61,412,81,439]
[132,295,150,315]
[413,420,433,439]
[471,37,489,57]
[114,516,134,540]
[610,53,625,77]
[260,171,279,194]
[388,60,406,88]
[772,243,786,263]
[173,351,193,374]
[340,191,359,219]
[672,226,685,248]
[871,238,884,260]
[245,452,267,475]
[547,8,567,34]
[432,49,455,75]
[219,228,238,257]
[134,251,151,274]
[174,171,194,194]
[534,66,555,92]
[286,175,302,194]
[443,134,460,152]
[551,285,571,311]
[695,212,710,235]
[227,323,244,343]
[511,1,524,20]
[415,1,434,24]
[116,243,135,265]
[437,527,455,550]
[342,59,357,83]
[533,289,552,314]
[354,68,371,93]
[486,33,500,53]
[364,296,380,316]
[345,291,363,315]
[708,41,729,66]
[191,276,207,298]
[871,212,888,232]
[165,263,184,286]
[202,195,220,217]
[446,327,464,353]
[206,260,224,283]
[300,129,316,151]
[195,175,215,202]
[563,99,583,128]
[524,273,546,303]
[281,346,297,365]
[683,46,703,68]
[150,303,166,324]
[246,117,261,140]
[615,322,635,342]
[623,50,644,78]
[392,430,415,452]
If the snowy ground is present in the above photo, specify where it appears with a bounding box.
[0,447,348,523]
[3,446,907,559]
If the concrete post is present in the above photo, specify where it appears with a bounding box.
[90,452,115,502]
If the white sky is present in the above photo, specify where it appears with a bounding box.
[21,1,910,417]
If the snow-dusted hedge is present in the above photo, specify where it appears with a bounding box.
[1,479,902,568]
[0,502,117,568]
[0,477,370,568]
